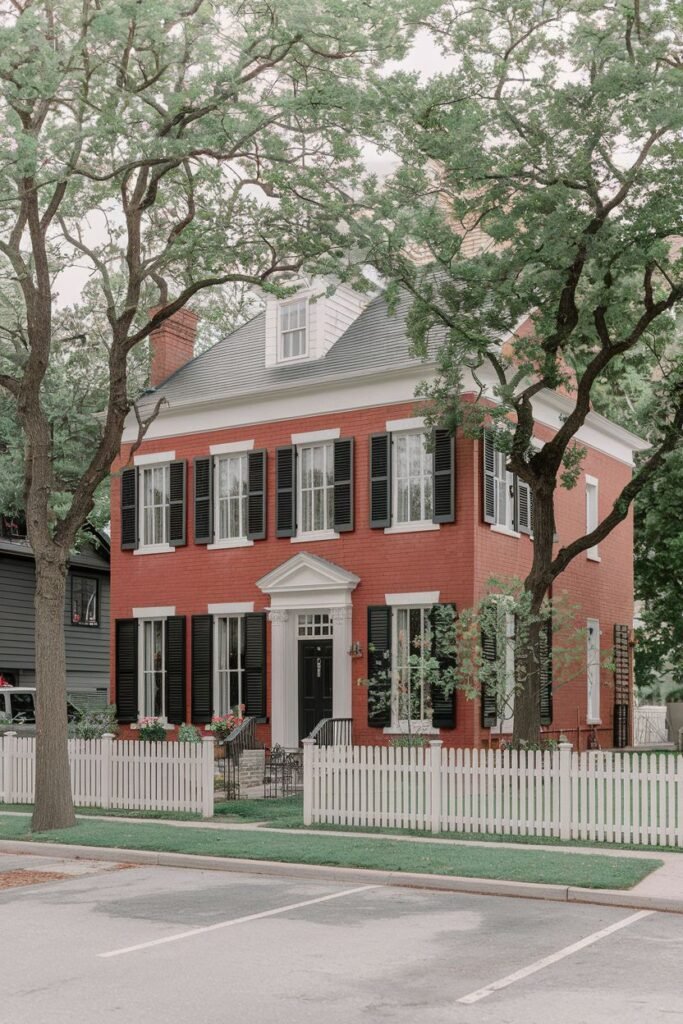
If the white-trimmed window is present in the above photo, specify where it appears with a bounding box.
[297,613,334,638]
[493,450,515,531]
[392,606,432,727]
[393,431,433,525]
[215,453,248,541]
[586,476,599,561]
[140,464,170,547]
[214,615,246,715]
[298,442,334,534]
[280,299,308,360]
[587,618,601,722]
[139,619,166,718]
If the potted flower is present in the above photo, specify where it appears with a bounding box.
[207,706,245,757]
[137,716,167,741]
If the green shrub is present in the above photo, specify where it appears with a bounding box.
[137,717,167,742]
[389,734,428,748]
[178,723,201,744]
[71,704,118,740]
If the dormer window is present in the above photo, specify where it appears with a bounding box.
[280,299,308,361]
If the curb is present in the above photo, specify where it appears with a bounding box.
[1,838,681,913]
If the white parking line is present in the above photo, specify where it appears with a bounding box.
[99,884,380,958]
[458,909,653,1004]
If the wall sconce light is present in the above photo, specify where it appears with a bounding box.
[349,641,363,658]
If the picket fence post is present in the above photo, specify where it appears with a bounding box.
[201,736,214,818]
[2,731,16,804]
[429,740,443,835]
[302,737,315,826]
[101,734,114,810]
[558,740,573,840]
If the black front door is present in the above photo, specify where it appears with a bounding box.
[299,639,333,739]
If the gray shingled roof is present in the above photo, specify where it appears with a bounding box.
[141,289,441,412]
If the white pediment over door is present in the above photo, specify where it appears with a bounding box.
[256,552,360,609]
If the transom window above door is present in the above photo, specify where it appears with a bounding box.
[297,613,333,638]
[394,432,433,525]
[298,442,334,535]
[215,453,248,541]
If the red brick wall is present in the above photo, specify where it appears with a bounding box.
[110,400,634,750]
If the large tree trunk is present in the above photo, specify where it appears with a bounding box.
[512,615,543,746]
[31,555,76,832]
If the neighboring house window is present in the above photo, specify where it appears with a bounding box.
[71,576,99,627]
[586,476,599,560]
[298,442,334,534]
[280,299,307,360]
[587,618,601,722]
[214,615,245,715]
[140,464,170,547]
[140,619,166,718]
[215,453,248,541]
[392,606,432,726]
[393,432,433,525]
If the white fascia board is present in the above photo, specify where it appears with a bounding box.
[385,416,426,433]
[133,606,176,618]
[133,450,176,466]
[291,428,340,445]
[208,602,255,615]
[209,440,255,455]
[385,591,440,606]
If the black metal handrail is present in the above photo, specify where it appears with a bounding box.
[308,718,353,746]
[225,716,258,761]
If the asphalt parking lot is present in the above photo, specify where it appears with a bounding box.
[1,851,680,1023]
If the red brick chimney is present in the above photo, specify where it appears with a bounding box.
[149,307,198,388]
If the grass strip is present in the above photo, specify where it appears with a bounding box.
[0,813,660,890]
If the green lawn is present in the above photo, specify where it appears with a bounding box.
[0,813,661,890]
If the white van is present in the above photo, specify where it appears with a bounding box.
[0,687,80,734]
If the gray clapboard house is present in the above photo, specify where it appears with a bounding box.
[0,517,110,708]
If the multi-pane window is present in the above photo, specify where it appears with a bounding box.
[140,464,170,547]
[393,606,432,725]
[587,618,601,722]
[71,576,99,627]
[216,454,248,541]
[140,619,165,718]
[298,442,334,534]
[394,432,433,524]
[280,299,307,360]
[493,450,515,529]
[214,616,246,715]
[297,613,333,638]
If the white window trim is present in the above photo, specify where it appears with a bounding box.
[384,522,440,536]
[291,530,339,544]
[208,602,254,615]
[291,428,340,445]
[384,725,440,736]
[137,617,169,725]
[386,604,435,731]
[490,524,521,539]
[208,538,254,551]
[213,613,247,716]
[213,449,251,545]
[134,544,176,556]
[385,591,440,607]
[587,618,601,724]
[294,439,337,541]
[586,475,600,562]
[133,450,176,466]
[386,416,426,433]
[133,606,176,619]
[278,297,309,363]
[209,440,254,455]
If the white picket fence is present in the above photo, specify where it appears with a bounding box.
[0,732,215,817]
[303,739,683,847]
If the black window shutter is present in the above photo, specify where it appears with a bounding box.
[539,617,553,726]
[194,456,213,544]
[482,431,496,525]
[480,621,498,727]
[429,603,457,728]
[367,605,392,727]
[120,468,138,550]
[516,478,531,534]
[613,623,630,748]
[276,446,297,537]
[333,438,354,533]
[169,461,187,546]
[191,615,213,724]
[244,612,267,719]
[432,429,455,524]
[247,449,267,540]
[369,433,391,528]
[165,616,186,725]
[115,618,138,723]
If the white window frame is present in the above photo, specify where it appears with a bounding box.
[279,298,308,362]
[587,618,601,723]
[297,612,334,638]
[135,459,174,555]
[385,604,438,734]
[490,448,519,537]
[585,476,600,561]
[138,617,167,722]
[209,451,253,549]
[293,440,338,542]
[389,429,436,532]
[213,614,247,716]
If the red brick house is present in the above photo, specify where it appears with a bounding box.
[109,280,646,750]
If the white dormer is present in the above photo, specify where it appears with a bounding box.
[263,276,373,368]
